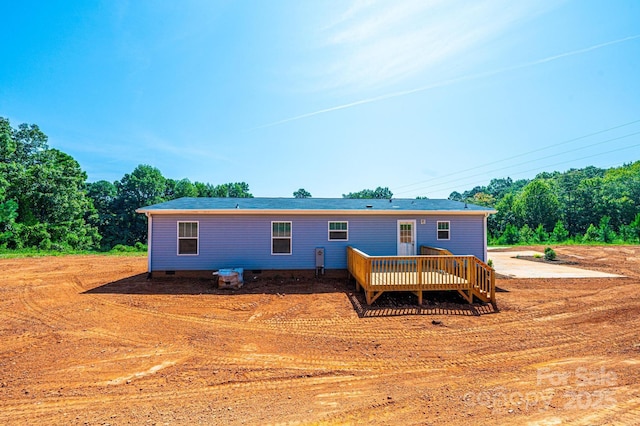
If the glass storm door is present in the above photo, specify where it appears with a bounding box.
[397,220,416,256]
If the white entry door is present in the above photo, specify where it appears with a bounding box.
[397,220,416,256]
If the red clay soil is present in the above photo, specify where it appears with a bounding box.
[1,246,639,425]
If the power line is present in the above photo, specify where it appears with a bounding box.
[392,118,640,192]
[404,142,640,198]
[394,130,640,196]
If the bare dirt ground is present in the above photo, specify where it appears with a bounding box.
[1,246,639,425]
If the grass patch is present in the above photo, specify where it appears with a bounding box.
[0,245,147,259]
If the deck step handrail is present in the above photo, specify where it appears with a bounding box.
[347,246,496,306]
[419,245,454,256]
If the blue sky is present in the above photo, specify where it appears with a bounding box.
[1,0,639,198]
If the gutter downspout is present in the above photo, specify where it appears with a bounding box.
[483,213,489,262]
[146,212,152,277]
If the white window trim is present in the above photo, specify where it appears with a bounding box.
[437,220,450,241]
[328,221,349,241]
[177,221,199,256]
[271,221,292,255]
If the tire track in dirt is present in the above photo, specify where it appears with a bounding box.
[0,371,370,421]
[17,282,152,347]
[57,293,624,383]
[19,280,636,376]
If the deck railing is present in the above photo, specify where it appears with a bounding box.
[419,245,454,256]
[347,246,495,306]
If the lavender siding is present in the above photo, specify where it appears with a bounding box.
[149,214,487,271]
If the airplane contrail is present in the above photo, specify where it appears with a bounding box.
[252,34,640,130]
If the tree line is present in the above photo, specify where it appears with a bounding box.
[0,117,251,251]
[449,164,640,244]
[2,116,639,251]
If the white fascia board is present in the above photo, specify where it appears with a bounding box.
[136,209,497,216]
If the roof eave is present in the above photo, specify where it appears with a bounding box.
[135,208,497,215]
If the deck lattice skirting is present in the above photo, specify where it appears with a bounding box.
[347,246,496,306]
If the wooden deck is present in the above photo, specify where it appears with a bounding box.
[347,246,496,306]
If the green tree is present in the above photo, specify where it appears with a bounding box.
[293,188,312,198]
[472,192,495,207]
[519,224,534,244]
[550,220,569,242]
[572,177,604,235]
[597,216,616,243]
[448,191,464,201]
[194,181,216,197]
[630,213,640,241]
[0,117,100,250]
[0,117,16,160]
[172,178,198,198]
[10,122,48,164]
[533,224,549,243]
[554,167,604,235]
[0,199,18,247]
[87,180,118,249]
[488,192,517,238]
[498,223,520,245]
[212,182,253,198]
[343,187,393,199]
[513,179,560,231]
[113,165,167,246]
[485,177,528,199]
[583,224,600,242]
[599,162,640,230]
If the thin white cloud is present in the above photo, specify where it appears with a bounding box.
[255,34,640,130]
[314,0,553,91]
[138,131,234,165]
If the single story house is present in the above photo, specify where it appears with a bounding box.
[136,197,496,276]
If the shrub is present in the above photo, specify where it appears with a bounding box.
[110,244,135,252]
[628,213,640,241]
[583,224,599,242]
[519,224,534,244]
[487,259,494,268]
[598,216,616,243]
[544,247,557,261]
[551,220,569,242]
[110,243,147,253]
[620,224,639,243]
[498,224,520,245]
[534,224,549,243]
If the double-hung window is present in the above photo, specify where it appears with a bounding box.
[178,221,198,255]
[328,221,348,241]
[272,221,292,254]
[437,221,450,240]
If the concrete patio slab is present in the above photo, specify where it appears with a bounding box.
[487,249,624,279]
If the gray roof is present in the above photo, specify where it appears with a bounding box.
[137,197,495,214]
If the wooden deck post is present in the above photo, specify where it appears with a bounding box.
[490,268,496,308]
[468,258,474,303]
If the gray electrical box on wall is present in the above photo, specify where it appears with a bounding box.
[315,247,325,275]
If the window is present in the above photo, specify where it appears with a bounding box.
[272,221,292,254]
[437,221,450,240]
[399,223,412,243]
[178,221,198,255]
[328,221,348,241]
